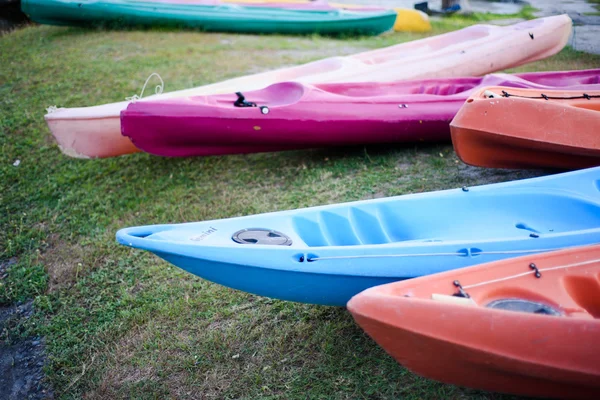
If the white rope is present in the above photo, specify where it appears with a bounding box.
[470,248,561,255]
[462,257,600,290]
[309,252,462,261]
[126,72,164,102]
[307,247,566,262]
[462,270,534,290]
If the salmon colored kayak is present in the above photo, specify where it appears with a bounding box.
[151,0,431,32]
[45,15,572,159]
[219,0,432,32]
[121,69,600,157]
[347,244,600,399]
[450,86,600,170]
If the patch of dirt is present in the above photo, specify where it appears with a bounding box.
[455,163,550,186]
[40,235,86,292]
[0,301,53,400]
[88,321,248,398]
[88,326,158,397]
[364,191,387,200]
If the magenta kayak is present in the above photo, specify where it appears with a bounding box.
[121,69,600,157]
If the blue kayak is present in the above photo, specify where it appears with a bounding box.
[117,167,600,306]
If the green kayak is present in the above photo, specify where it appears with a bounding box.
[21,0,397,35]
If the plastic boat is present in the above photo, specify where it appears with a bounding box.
[117,166,600,306]
[219,0,432,32]
[451,86,600,170]
[120,69,600,157]
[44,15,572,158]
[21,0,397,35]
[27,0,430,32]
[348,244,600,399]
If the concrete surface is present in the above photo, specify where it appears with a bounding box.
[341,0,600,54]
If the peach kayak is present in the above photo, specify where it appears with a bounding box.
[121,69,600,157]
[218,0,432,32]
[348,244,600,399]
[451,86,600,170]
[45,15,572,159]
[145,0,431,32]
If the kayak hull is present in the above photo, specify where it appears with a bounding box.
[120,69,600,157]
[158,252,398,305]
[21,0,397,35]
[47,111,141,159]
[117,166,600,306]
[450,86,600,170]
[45,15,572,158]
[45,106,313,158]
[348,245,600,399]
[39,0,430,33]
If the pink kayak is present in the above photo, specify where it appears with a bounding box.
[120,69,600,157]
[46,15,571,159]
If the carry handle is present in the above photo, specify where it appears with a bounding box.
[116,224,174,247]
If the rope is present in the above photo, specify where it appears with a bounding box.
[308,252,464,261]
[469,249,560,255]
[126,72,164,102]
[462,257,600,290]
[306,247,566,262]
[485,89,600,101]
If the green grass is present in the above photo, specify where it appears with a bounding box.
[2,13,600,399]
[584,0,600,15]
[444,4,538,22]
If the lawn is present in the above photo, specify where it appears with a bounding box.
[585,0,600,16]
[2,12,600,400]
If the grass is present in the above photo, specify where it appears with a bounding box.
[585,0,600,16]
[443,4,538,22]
[2,11,600,399]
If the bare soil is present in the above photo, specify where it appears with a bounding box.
[0,258,53,400]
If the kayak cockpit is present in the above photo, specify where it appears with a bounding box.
[291,192,600,247]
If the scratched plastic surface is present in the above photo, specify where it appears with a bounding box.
[120,69,600,157]
[46,15,572,158]
[347,245,600,399]
[117,167,600,305]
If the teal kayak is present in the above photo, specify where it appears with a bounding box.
[21,0,397,35]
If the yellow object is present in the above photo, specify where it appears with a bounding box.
[222,0,432,32]
[393,8,431,32]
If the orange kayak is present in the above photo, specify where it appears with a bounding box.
[450,86,600,170]
[347,244,600,399]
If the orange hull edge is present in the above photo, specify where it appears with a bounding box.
[348,244,600,399]
[450,87,600,170]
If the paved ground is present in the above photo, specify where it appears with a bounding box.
[343,0,600,54]
[528,0,600,54]
[342,0,521,12]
